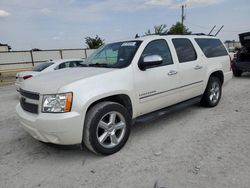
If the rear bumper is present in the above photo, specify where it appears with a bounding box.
[234,62,250,72]
[16,103,84,145]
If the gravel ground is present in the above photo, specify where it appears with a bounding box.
[0,74,250,188]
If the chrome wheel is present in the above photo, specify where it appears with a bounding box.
[209,82,220,103]
[96,111,126,148]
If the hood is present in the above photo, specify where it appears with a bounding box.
[22,67,115,94]
[16,71,39,78]
[239,32,250,47]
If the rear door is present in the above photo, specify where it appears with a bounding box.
[171,38,205,101]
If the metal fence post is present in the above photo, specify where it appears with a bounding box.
[60,50,63,59]
[84,49,87,59]
[30,50,34,66]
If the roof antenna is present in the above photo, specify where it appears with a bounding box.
[215,25,224,36]
[208,25,216,36]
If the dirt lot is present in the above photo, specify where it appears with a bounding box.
[0,74,250,188]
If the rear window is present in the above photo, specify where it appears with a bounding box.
[172,38,197,63]
[32,62,54,72]
[195,38,228,58]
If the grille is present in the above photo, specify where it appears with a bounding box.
[20,89,39,114]
[20,98,38,114]
[20,89,40,100]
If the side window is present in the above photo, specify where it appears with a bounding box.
[75,61,84,67]
[69,61,78,67]
[195,38,228,58]
[58,62,70,69]
[172,38,197,63]
[58,63,66,69]
[141,39,173,66]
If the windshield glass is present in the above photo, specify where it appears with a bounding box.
[32,62,54,72]
[85,41,142,68]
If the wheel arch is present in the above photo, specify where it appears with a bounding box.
[209,70,224,85]
[84,94,133,119]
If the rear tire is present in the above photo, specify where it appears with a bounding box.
[83,102,131,155]
[233,70,242,77]
[201,76,222,107]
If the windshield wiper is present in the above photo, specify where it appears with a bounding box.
[88,63,109,68]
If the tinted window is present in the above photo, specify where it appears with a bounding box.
[69,61,83,67]
[58,62,70,69]
[32,62,53,72]
[195,38,228,58]
[172,38,197,63]
[141,39,173,66]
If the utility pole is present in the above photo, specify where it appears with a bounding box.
[181,4,186,34]
[181,5,185,26]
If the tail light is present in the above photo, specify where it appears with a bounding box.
[23,75,33,80]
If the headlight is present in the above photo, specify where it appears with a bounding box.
[42,92,73,113]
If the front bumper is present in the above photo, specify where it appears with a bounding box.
[16,103,83,145]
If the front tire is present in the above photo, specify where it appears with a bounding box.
[83,102,131,155]
[201,76,222,107]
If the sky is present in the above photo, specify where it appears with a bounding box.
[0,0,250,50]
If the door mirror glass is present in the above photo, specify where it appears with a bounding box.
[139,55,163,70]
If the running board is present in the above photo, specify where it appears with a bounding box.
[135,96,202,123]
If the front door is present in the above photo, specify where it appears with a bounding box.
[134,39,181,116]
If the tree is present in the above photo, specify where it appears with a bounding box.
[168,22,191,35]
[85,35,104,49]
[145,24,168,35]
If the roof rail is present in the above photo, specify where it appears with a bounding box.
[138,32,216,38]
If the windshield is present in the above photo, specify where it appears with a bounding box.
[32,62,54,72]
[85,41,142,68]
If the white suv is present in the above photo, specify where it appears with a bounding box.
[16,35,232,155]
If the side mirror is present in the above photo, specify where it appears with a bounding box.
[138,55,163,71]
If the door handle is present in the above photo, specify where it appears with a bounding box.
[168,70,178,76]
[194,65,203,70]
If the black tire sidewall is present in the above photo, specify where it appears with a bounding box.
[88,103,131,155]
[203,77,222,107]
[233,70,242,77]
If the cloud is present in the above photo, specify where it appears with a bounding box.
[52,32,64,40]
[145,0,224,8]
[184,0,225,8]
[52,36,61,40]
[145,0,173,6]
[0,10,11,17]
[41,8,51,16]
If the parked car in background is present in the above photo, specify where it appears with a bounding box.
[16,35,232,155]
[15,59,85,91]
[231,32,250,77]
